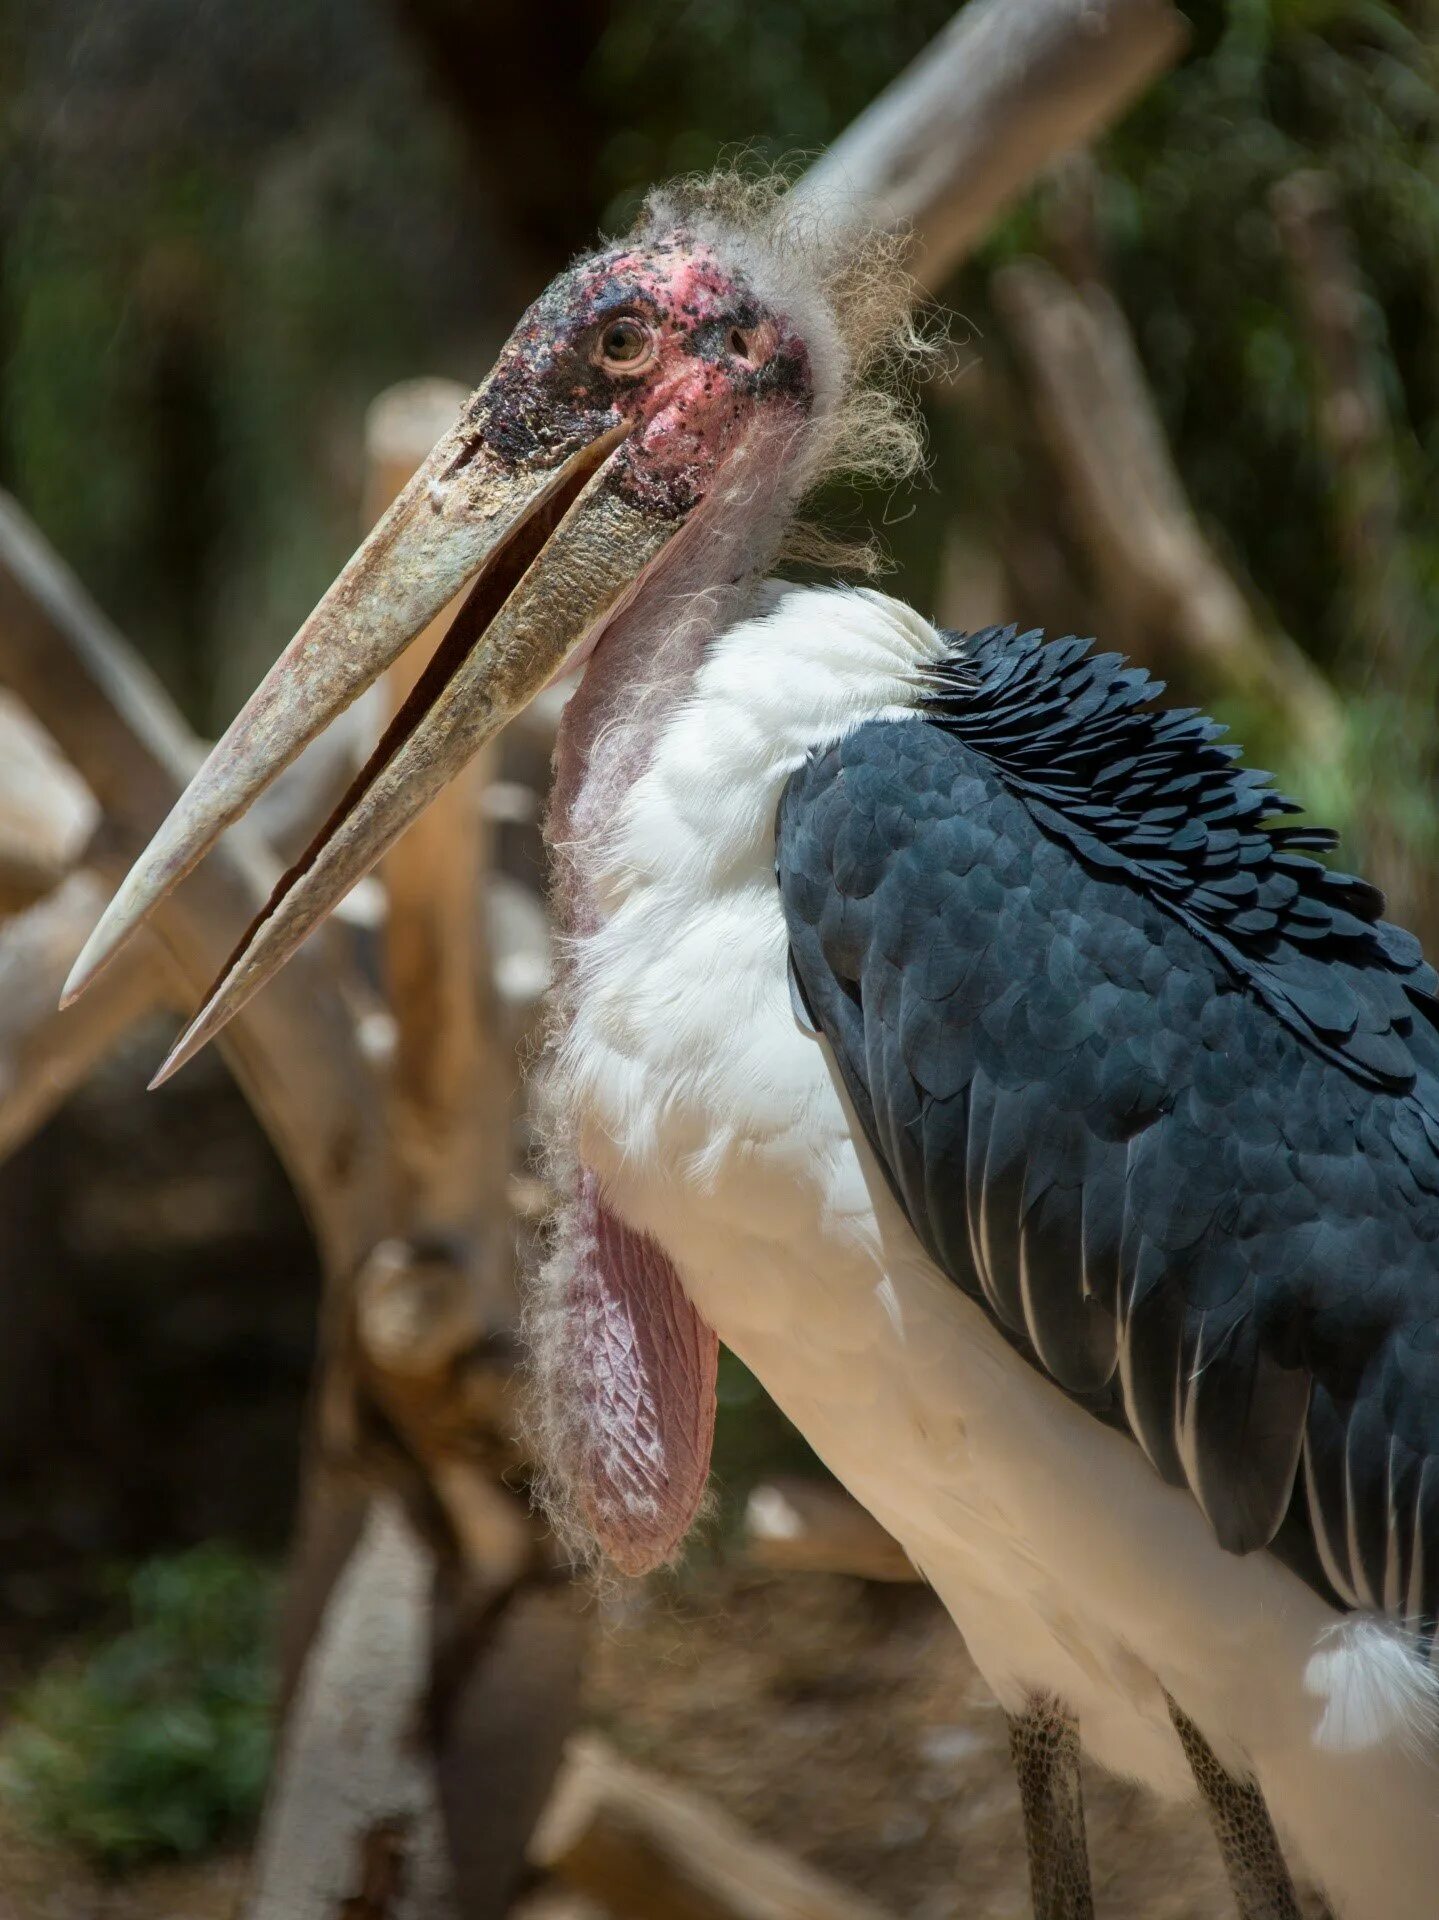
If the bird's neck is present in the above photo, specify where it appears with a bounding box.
[548,570,761,937]
[548,437,800,937]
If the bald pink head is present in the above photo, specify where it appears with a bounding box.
[467,237,817,523]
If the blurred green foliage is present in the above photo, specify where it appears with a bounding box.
[587,0,958,224]
[1104,0,1437,677]
[0,1545,276,1868]
[578,0,1439,876]
[0,0,492,718]
[711,1348,822,1515]
[2,0,1434,751]
[592,0,1438,678]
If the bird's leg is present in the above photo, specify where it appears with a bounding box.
[1166,1694,1303,1920]
[1006,1694,1095,1920]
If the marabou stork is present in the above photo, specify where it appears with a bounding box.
[64,176,1439,1920]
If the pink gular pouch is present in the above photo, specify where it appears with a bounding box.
[564,1168,719,1574]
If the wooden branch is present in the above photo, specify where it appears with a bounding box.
[341,1233,592,1920]
[992,260,1344,759]
[0,693,98,916]
[533,1735,901,1920]
[744,1477,918,1584]
[0,499,408,1917]
[1271,170,1425,691]
[367,380,513,1275]
[430,1572,591,1914]
[247,384,588,1920]
[489,872,553,1056]
[244,1502,459,1920]
[252,709,369,869]
[0,490,392,1278]
[361,386,590,1918]
[354,379,539,1586]
[354,1237,533,1584]
[0,871,161,1160]
[796,0,1187,292]
[1270,171,1434,941]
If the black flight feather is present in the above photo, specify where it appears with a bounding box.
[778,624,1439,1630]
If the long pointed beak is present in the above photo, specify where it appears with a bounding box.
[62,404,670,1082]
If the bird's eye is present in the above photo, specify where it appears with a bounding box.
[596,316,653,372]
[729,328,751,362]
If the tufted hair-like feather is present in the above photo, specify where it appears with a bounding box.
[630,169,938,570]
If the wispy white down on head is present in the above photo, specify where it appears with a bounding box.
[629,168,942,571]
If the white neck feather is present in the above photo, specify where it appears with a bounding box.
[573,582,950,921]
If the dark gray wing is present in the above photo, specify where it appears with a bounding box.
[777,626,1439,1628]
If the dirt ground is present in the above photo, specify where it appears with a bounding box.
[586,1566,1249,1920]
[0,1556,1335,1920]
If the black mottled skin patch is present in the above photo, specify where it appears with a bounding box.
[466,235,814,519]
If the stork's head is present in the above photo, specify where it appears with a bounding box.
[470,235,822,519]
[61,175,923,1070]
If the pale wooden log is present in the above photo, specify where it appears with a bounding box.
[992,261,1344,762]
[245,395,504,1920]
[0,490,392,1279]
[288,381,586,1920]
[532,1734,902,1920]
[0,493,400,1888]
[251,707,370,868]
[0,693,98,915]
[0,871,161,1161]
[353,1236,533,1584]
[358,378,536,1578]
[795,0,1187,293]
[744,1477,919,1584]
[0,668,371,917]
[366,379,512,1268]
[244,1502,459,1920]
[490,872,553,1056]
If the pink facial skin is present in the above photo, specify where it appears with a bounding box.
[466,237,815,524]
[565,1168,719,1575]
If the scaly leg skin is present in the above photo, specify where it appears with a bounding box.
[1166,1693,1305,1920]
[1006,1694,1095,1920]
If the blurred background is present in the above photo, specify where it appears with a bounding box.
[0,1,1434,1916]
